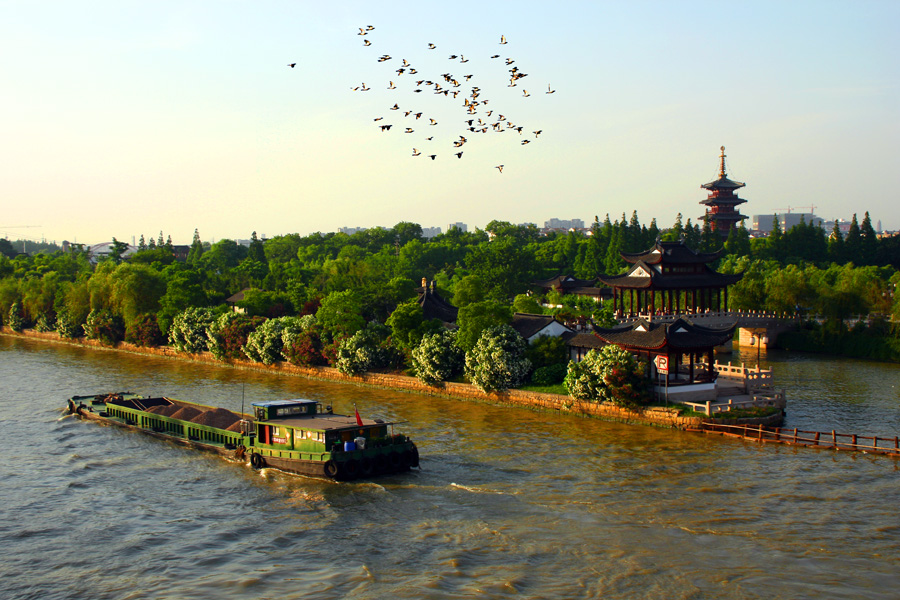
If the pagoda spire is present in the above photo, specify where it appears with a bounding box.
[718,146,727,179]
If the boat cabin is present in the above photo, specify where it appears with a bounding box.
[250,399,392,454]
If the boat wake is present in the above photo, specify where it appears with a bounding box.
[450,482,508,495]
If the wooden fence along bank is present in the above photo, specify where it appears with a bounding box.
[16,327,898,460]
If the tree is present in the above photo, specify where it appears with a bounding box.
[844,214,862,265]
[860,212,878,266]
[109,263,167,327]
[411,330,464,385]
[315,290,366,338]
[464,325,531,392]
[513,293,544,315]
[452,274,487,308]
[564,345,649,408]
[186,229,204,265]
[456,299,512,352]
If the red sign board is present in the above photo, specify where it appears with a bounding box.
[653,355,669,374]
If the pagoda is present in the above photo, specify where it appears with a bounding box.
[700,146,747,238]
[597,239,742,317]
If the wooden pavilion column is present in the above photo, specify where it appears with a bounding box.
[650,288,656,315]
[724,287,729,312]
[692,289,697,313]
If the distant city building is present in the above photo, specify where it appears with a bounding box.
[753,213,824,233]
[338,227,366,235]
[447,222,468,232]
[543,218,585,231]
[700,146,748,238]
[421,226,442,238]
[236,235,267,247]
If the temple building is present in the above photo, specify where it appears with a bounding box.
[416,279,458,326]
[591,317,737,402]
[530,274,608,303]
[597,239,742,317]
[700,146,748,238]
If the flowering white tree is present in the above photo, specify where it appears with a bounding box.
[411,330,464,385]
[564,345,649,407]
[464,325,531,392]
[242,316,302,364]
[168,307,216,353]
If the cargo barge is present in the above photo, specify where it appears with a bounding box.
[66,393,419,481]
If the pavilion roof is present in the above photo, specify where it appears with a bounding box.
[416,281,458,324]
[620,240,722,265]
[701,175,746,191]
[596,260,742,290]
[532,274,599,291]
[592,317,737,351]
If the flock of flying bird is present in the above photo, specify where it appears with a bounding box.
[318,26,554,172]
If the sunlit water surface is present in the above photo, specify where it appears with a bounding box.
[1,337,898,599]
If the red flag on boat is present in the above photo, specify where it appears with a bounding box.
[354,404,363,427]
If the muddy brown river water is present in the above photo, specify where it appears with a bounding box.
[2,336,898,599]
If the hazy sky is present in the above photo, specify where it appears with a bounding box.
[2,1,898,245]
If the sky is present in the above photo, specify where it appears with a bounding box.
[2,0,898,246]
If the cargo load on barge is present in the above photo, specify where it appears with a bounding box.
[66,393,419,481]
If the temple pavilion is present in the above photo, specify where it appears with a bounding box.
[597,239,742,317]
[700,146,748,238]
[590,317,738,401]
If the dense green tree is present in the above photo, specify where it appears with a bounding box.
[564,345,649,407]
[456,299,512,352]
[315,290,366,338]
[411,330,464,385]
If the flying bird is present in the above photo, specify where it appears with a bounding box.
[534,130,542,137]
[428,43,436,49]
[363,39,371,46]
[522,89,530,97]
[456,152,463,158]
[429,155,437,160]
[287,63,296,68]
[380,124,392,131]
[500,35,507,44]
[390,103,400,110]
[412,148,421,156]
[546,84,556,94]
[496,165,504,173]
[388,81,396,89]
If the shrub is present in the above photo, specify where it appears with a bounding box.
[242,316,303,364]
[125,314,165,347]
[564,345,650,408]
[56,309,80,339]
[464,325,531,392]
[334,324,403,375]
[207,312,266,360]
[531,363,568,386]
[34,312,56,333]
[282,326,327,366]
[83,309,125,346]
[411,329,464,385]
[168,307,217,353]
[7,302,25,332]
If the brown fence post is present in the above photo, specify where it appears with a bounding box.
[852,434,858,448]
[813,431,820,446]
[775,427,780,441]
[793,428,798,443]
[832,430,836,447]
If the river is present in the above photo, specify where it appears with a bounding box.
[1,336,898,599]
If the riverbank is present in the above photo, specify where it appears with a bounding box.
[1,327,784,429]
